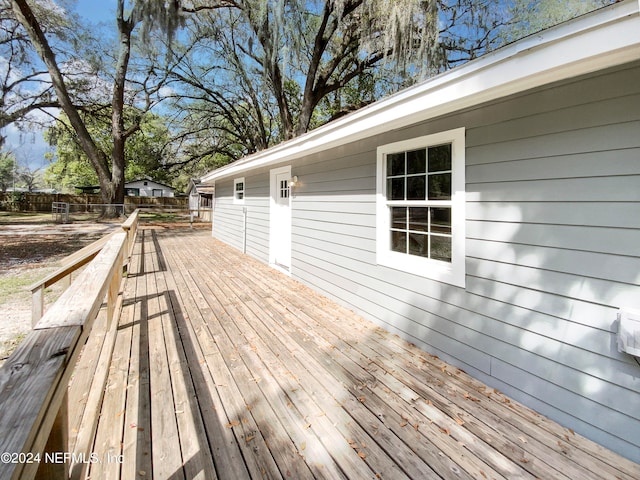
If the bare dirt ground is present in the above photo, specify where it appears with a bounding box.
[0,213,120,364]
[0,212,210,365]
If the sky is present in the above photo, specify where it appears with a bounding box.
[74,1,115,24]
[3,1,115,171]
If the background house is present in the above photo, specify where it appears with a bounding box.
[202,1,640,462]
[124,177,175,197]
[187,178,214,221]
[75,177,176,197]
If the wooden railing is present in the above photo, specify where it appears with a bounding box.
[29,209,140,326]
[0,210,140,480]
[121,207,139,266]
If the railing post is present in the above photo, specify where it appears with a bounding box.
[121,208,139,262]
[32,286,44,327]
[107,249,124,328]
[36,391,69,479]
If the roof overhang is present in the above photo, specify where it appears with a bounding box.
[202,0,640,184]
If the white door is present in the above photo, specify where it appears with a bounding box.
[270,166,291,271]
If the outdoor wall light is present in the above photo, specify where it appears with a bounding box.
[290,175,299,187]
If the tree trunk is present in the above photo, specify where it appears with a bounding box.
[111,0,133,211]
[11,0,113,204]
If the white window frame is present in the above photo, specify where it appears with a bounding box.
[233,177,245,204]
[376,127,465,288]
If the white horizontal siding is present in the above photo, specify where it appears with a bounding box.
[212,61,640,462]
[468,120,640,165]
[467,201,640,229]
[467,239,640,290]
[466,221,640,257]
[213,171,271,263]
[466,93,640,150]
[459,64,640,460]
[467,148,640,183]
[467,174,640,202]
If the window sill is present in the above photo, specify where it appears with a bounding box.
[377,250,465,288]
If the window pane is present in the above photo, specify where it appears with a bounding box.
[407,149,426,174]
[428,173,451,200]
[408,207,428,232]
[391,231,406,253]
[407,176,426,200]
[409,233,429,257]
[391,207,406,229]
[237,192,243,199]
[388,178,404,200]
[428,144,452,172]
[387,153,405,176]
[431,208,451,234]
[235,182,244,192]
[431,235,452,262]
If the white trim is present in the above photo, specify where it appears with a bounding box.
[376,128,466,288]
[233,177,245,204]
[202,1,639,185]
[269,165,292,274]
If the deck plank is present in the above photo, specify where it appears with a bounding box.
[145,230,185,480]
[168,242,295,479]
[187,239,407,479]
[153,232,217,480]
[226,256,510,480]
[161,243,252,480]
[222,243,616,479]
[87,228,640,480]
[88,304,132,479]
[121,233,153,480]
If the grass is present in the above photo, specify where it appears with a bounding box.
[0,267,58,364]
[0,332,27,363]
[0,268,56,304]
[0,212,53,224]
[0,210,196,225]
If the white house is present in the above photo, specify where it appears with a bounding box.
[125,177,175,197]
[202,1,640,462]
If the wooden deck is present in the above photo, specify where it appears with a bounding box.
[79,227,640,479]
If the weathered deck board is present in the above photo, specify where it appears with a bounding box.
[120,235,153,480]
[154,237,216,480]
[88,227,640,480]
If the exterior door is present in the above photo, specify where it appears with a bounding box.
[270,166,291,271]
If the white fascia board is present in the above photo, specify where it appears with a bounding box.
[202,0,640,184]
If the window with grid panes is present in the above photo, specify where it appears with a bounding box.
[279,179,289,198]
[376,128,465,287]
[234,177,245,204]
[387,144,452,262]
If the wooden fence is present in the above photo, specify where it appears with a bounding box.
[0,210,140,479]
[0,192,187,212]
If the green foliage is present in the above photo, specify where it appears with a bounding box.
[311,71,379,128]
[0,191,27,211]
[44,110,172,192]
[176,0,593,164]
[0,152,16,192]
[7,0,623,182]
[173,0,445,163]
[500,0,616,43]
